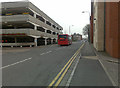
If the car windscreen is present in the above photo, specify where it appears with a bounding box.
[58,35,67,39]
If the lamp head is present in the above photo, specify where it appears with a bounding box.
[82,11,85,13]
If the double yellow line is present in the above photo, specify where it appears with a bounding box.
[48,43,85,88]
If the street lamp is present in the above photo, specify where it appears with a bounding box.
[69,25,74,35]
[82,11,91,43]
[82,11,90,20]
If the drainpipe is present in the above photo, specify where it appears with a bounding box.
[104,1,106,51]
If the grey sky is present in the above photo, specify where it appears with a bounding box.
[1,0,91,36]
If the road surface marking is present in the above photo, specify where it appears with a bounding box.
[46,51,52,54]
[40,51,52,56]
[98,59,117,86]
[48,47,79,87]
[54,51,79,86]
[40,53,45,55]
[94,50,117,86]
[66,55,81,87]
[0,57,32,69]
[48,43,85,87]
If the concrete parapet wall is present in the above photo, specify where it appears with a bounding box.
[0,43,35,47]
[1,15,60,33]
[93,2,104,51]
[1,29,57,39]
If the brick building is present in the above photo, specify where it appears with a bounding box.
[72,33,82,41]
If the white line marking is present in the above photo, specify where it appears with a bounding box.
[98,59,117,86]
[40,51,52,55]
[0,57,32,69]
[94,50,117,86]
[40,53,45,55]
[46,51,52,54]
[66,55,81,87]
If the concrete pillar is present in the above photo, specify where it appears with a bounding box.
[45,38,47,45]
[34,38,37,47]
[34,13,36,18]
[56,39,58,43]
[34,25,37,30]
[93,2,104,51]
[45,29,47,33]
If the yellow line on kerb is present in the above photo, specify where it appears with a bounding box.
[48,43,85,88]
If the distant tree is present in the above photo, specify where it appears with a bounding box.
[82,24,90,37]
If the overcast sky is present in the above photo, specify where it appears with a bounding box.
[0,0,91,36]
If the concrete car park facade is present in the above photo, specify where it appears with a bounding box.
[0,1,63,47]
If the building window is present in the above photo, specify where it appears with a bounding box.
[2,37,15,43]
[53,32,56,35]
[47,30,51,34]
[37,27,45,32]
[36,15,45,23]
[57,27,59,30]
[17,37,34,43]
[52,25,56,28]
[46,21,51,26]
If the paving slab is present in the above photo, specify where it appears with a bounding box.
[70,57,113,86]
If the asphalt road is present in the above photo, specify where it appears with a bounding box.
[1,41,113,87]
[2,41,83,86]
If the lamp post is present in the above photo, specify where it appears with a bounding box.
[82,11,91,43]
[69,25,74,35]
[82,11,90,20]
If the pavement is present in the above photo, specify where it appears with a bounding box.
[91,43,119,87]
[69,42,119,88]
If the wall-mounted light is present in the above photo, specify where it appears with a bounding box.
[94,18,96,20]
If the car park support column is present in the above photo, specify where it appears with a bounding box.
[45,38,47,45]
[34,38,37,47]
[56,38,58,44]
[51,39,53,44]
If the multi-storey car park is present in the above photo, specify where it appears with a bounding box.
[0,1,63,47]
